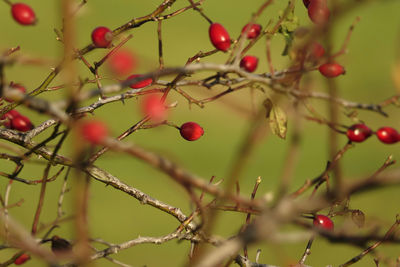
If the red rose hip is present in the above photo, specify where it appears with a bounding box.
[209,23,231,52]
[309,42,325,60]
[180,122,204,141]
[11,115,33,132]
[308,0,330,25]
[241,23,262,39]
[1,110,21,129]
[319,63,345,78]
[376,127,399,144]
[79,120,108,145]
[313,214,334,230]
[127,74,153,89]
[107,49,137,76]
[14,253,30,265]
[346,124,372,143]
[91,26,113,48]
[140,94,167,122]
[11,3,36,26]
[240,55,258,72]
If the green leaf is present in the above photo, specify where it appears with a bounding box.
[264,98,288,139]
[278,5,299,56]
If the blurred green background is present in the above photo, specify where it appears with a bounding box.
[1,0,400,266]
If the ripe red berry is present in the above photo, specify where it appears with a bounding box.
[14,253,30,265]
[241,23,262,39]
[11,3,36,26]
[4,83,26,103]
[11,115,33,132]
[107,49,137,77]
[180,122,204,141]
[127,74,153,89]
[209,23,231,52]
[80,120,108,145]
[376,127,399,144]
[346,124,372,143]
[313,214,334,231]
[140,94,167,122]
[240,55,258,72]
[1,110,21,129]
[309,42,325,60]
[319,63,345,78]
[308,0,330,25]
[91,26,113,48]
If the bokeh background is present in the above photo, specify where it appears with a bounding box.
[1,0,400,266]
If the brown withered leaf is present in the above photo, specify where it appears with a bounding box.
[351,209,365,228]
[263,98,287,139]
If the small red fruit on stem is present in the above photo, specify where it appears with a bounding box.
[308,0,330,25]
[346,124,372,143]
[80,120,108,145]
[107,49,137,77]
[180,122,204,141]
[14,253,30,265]
[313,214,334,230]
[240,55,258,72]
[140,94,167,122]
[376,127,399,144]
[209,23,231,52]
[11,115,34,132]
[1,110,21,128]
[127,74,153,89]
[309,42,325,60]
[319,63,345,78]
[241,23,262,39]
[91,26,113,48]
[11,3,36,25]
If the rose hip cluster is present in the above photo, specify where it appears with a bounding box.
[1,109,34,132]
[208,22,261,73]
[346,124,400,144]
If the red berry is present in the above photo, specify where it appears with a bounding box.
[346,124,372,143]
[308,0,330,25]
[127,74,153,89]
[319,63,345,78]
[309,42,325,60]
[11,3,36,26]
[180,122,204,141]
[140,94,167,122]
[107,49,137,77]
[240,55,258,72]
[91,26,113,48]
[1,110,21,129]
[80,120,108,145]
[313,214,334,230]
[241,23,262,39]
[4,83,26,103]
[14,253,30,265]
[303,0,311,8]
[209,23,231,52]
[11,115,33,132]
[376,127,399,144]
